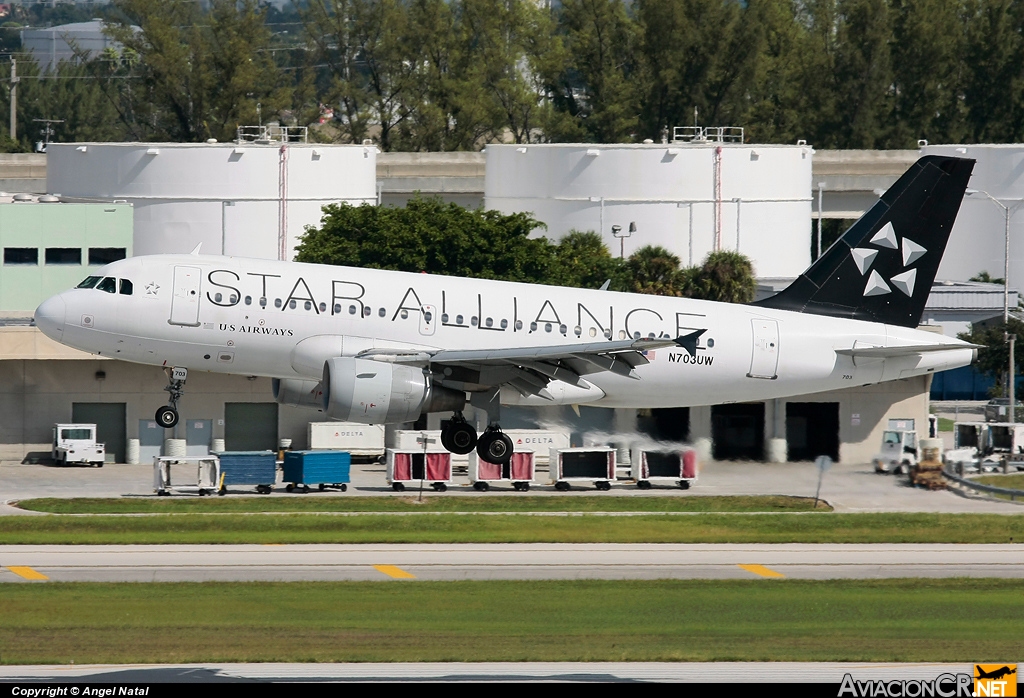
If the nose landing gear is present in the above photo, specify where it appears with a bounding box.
[156,366,187,429]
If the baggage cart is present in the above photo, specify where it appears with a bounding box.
[468,450,535,491]
[216,451,277,494]
[386,449,452,492]
[308,422,385,460]
[153,456,221,496]
[549,447,615,491]
[282,450,351,492]
[630,447,698,489]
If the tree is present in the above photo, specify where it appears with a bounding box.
[958,317,1024,396]
[623,245,691,295]
[549,230,627,289]
[295,197,554,283]
[689,250,757,303]
[106,0,288,142]
[832,0,893,148]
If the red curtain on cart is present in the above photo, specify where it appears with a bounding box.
[393,452,412,481]
[510,452,533,480]
[477,459,501,480]
[426,452,450,480]
[682,450,697,479]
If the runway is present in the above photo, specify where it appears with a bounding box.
[0,661,986,683]
[2,543,1021,582]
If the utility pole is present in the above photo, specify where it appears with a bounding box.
[9,58,18,141]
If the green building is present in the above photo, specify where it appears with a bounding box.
[0,198,133,314]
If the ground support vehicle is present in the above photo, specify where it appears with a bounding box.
[216,451,277,494]
[909,438,945,489]
[549,448,616,491]
[308,422,385,461]
[52,424,105,466]
[468,450,535,491]
[153,456,221,496]
[282,450,351,492]
[630,447,698,489]
[873,430,918,474]
[386,449,452,492]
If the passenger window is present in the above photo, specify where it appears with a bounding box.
[515,320,523,330]
[215,293,223,302]
[378,307,386,317]
[545,323,552,333]
[456,315,464,325]
[230,294,238,304]
[471,316,478,326]
[485,317,493,327]
[288,299,296,309]
[97,277,116,294]
[319,302,326,312]
[119,279,133,295]
[77,276,101,289]
[274,298,282,308]
[363,306,371,317]
[259,297,267,308]
[304,301,311,311]
[244,296,252,305]
[530,322,537,331]
[400,310,409,319]
[500,319,508,329]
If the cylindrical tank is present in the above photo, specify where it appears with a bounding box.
[46,142,378,260]
[484,143,813,277]
[163,438,187,457]
[922,144,1024,290]
[126,438,140,465]
[212,438,226,453]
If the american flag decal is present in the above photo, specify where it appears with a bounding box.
[642,350,656,360]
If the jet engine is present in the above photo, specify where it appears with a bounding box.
[321,357,465,424]
[272,378,325,410]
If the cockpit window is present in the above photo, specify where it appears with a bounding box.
[119,279,133,296]
[96,277,117,294]
[77,276,101,289]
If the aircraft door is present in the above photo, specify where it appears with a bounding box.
[419,304,437,336]
[169,266,202,327]
[748,319,779,379]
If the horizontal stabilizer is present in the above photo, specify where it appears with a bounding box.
[836,343,979,359]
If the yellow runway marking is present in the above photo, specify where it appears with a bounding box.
[738,564,785,579]
[374,565,416,579]
[7,566,49,580]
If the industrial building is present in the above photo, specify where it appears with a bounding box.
[0,144,1012,464]
[21,20,122,72]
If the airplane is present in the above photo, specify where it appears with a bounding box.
[34,155,978,464]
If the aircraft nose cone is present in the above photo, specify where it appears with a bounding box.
[35,294,66,341]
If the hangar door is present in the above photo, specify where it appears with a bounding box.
[637,407,690,442]
[225,403,278,452]
[786,402,840,462]
[711,403,764,461]
[72,402,126,463]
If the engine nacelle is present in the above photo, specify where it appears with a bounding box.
[321,357,464,424]
[272,378,325,410]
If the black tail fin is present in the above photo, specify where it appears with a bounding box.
[755,155,975,327]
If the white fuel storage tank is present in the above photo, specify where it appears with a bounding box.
[46,142,377,260]
[484,142,813,278]
[921,144,1024,289]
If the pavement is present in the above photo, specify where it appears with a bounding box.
[2,457,1021,513]
[1,543,1021,583]
[0,661,992,683]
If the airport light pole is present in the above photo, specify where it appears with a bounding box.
[968,189,1024,416]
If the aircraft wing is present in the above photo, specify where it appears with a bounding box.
[356,329,706,398]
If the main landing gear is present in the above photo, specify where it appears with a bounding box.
[439,413,514,465]
[155,367,187,429]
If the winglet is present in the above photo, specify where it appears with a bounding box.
[674,329,707,358]
[189,243,203,255]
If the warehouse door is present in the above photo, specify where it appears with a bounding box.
[225,403,278,451]
[638,407,690,442]
[186,419,213,456]
[169,265,202,327]
[138,419,163,463]
[711,403,764,461]
[786,402,840,462]
[72,402,126,463]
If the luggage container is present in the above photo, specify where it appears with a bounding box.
[308,422,385,460]
[549,447,615,491]
[216,451,277,494]
[630,448,698,489]
[153,456,221,496]
[386,449,452,491]
[395,430,467,469]
[468,450,535,491]
[396,428,570,468]
[282,450,351,492]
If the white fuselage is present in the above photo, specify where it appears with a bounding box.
[35,254,975,412]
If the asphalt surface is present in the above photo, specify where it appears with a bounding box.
[1,543,1021,582]
[2,458,1021,513]
[0,661,990,683]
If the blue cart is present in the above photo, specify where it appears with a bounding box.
[216,451,277,494]
[282,450,351,492]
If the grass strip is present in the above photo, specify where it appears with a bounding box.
[16,494,823,515]
[971,474,1024,503]
[1,512,1023,544]
[1,579,1021,664]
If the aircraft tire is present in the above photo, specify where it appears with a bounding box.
[477,430,513,464]
[155,405,179,429]
[447,422,478,455]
